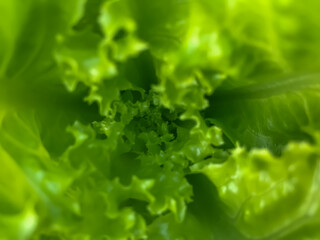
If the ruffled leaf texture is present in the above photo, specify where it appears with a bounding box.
[1,0,320,239]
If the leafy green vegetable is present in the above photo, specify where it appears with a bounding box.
[192,139,320,239]
[206,73,320,153]
[1,0,320,239]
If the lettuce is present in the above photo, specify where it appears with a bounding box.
[1,0,320,239]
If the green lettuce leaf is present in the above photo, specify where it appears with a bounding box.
[1,0,320,239]
[192,136,320,239]
[0,144,37,240]
[206,73,320,153]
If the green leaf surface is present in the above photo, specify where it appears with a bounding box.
[1,0,320,239]
[192,137,320,239]
[206,73,320,153]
